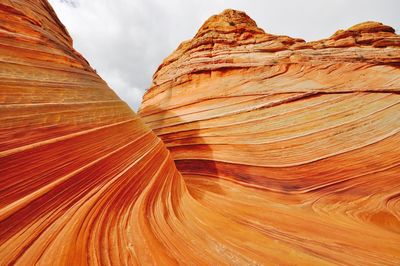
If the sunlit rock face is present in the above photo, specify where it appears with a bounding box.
[0,1,186,265]
[1,1,400,264]
[139,9,400,265]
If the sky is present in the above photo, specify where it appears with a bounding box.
[49,0,399,110]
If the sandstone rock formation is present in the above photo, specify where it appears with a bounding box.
[1,1,400,265]
[139,9,400,265]
[0,1,184,265]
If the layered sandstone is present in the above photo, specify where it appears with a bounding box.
[0,1,185,265]
[139,9,400,265]
[1,1,400,264]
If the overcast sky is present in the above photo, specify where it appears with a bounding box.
[49,0,399,110]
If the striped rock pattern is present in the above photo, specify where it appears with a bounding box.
[139,9,400,265]
[0,1,186,265]
[1,1,400,265]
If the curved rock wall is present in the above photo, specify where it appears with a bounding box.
[0,1,184,265]
[139,9,400,265]
[1,2,399,265]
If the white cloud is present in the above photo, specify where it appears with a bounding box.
[48,0,399,111]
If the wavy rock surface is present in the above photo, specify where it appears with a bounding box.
[0,1,186,265]
[139,9,400,265]
[1,2,400,265]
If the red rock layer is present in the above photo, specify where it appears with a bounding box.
[2,2,400,264]
[139,9,400,265]
[0,1,186,265]
[3,2,332,265]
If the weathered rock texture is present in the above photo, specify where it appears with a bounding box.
[1,1,400,264]
[139,9,400,265]
[0,1,185,265]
